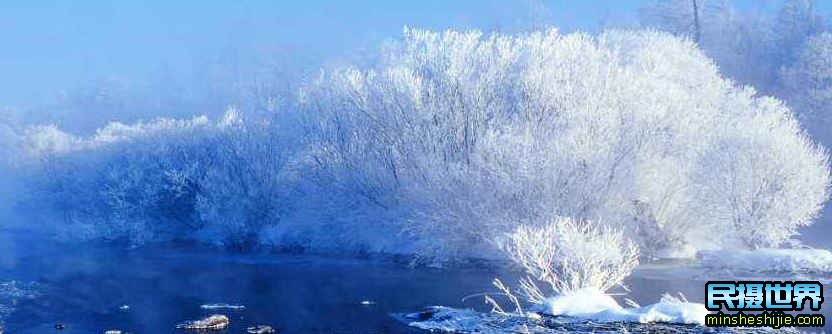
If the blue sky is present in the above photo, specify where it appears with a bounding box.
[0,0,828,108]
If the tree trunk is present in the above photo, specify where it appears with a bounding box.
[692,0,701,44]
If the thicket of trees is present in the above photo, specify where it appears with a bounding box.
[6,27,827,264]
[781,32,832,143]
[641,0,832,143]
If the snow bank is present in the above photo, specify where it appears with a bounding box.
[402,289,707,333]
[536,288,624,317]
[402,297,710,333]
[537,288,707,325]
[698,248,832,274]
[619,299,709,325]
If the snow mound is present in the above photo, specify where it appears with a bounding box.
[537,288,623,316]
[623,299,709,325]
[698,248,832,274]
[538,288,707,325]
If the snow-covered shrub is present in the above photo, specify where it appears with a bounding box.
[489,217,708,325]
[191,111,301,249]
[20,109,302,247]
[302,27,829,260]
[21,115,219,244]
[499,217,639,302]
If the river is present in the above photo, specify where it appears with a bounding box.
[0,229,828,333]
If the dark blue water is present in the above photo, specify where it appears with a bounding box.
[0,230,829,333]
[0,230,506,333]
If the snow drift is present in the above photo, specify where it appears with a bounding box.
[537,288,707,325]
[403,290,709,333]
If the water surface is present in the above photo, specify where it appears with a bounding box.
[0,230,829,333]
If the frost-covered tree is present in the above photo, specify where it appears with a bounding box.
[302,27,829,259]
[639,0,714,43]
[772,0,827,63]
[17,27,831,261]
[640,0,829,96]
[691,95,830,248]
[781,32,832,143]
[638,5,832,262]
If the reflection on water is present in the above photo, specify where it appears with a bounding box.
[0,230,829,333]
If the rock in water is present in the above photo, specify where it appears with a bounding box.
[406,306,441,321]
[176,314,230,330]
[55,323,66,330]
[247,325,276,333]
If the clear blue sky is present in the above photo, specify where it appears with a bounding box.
[0,0,828,109]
